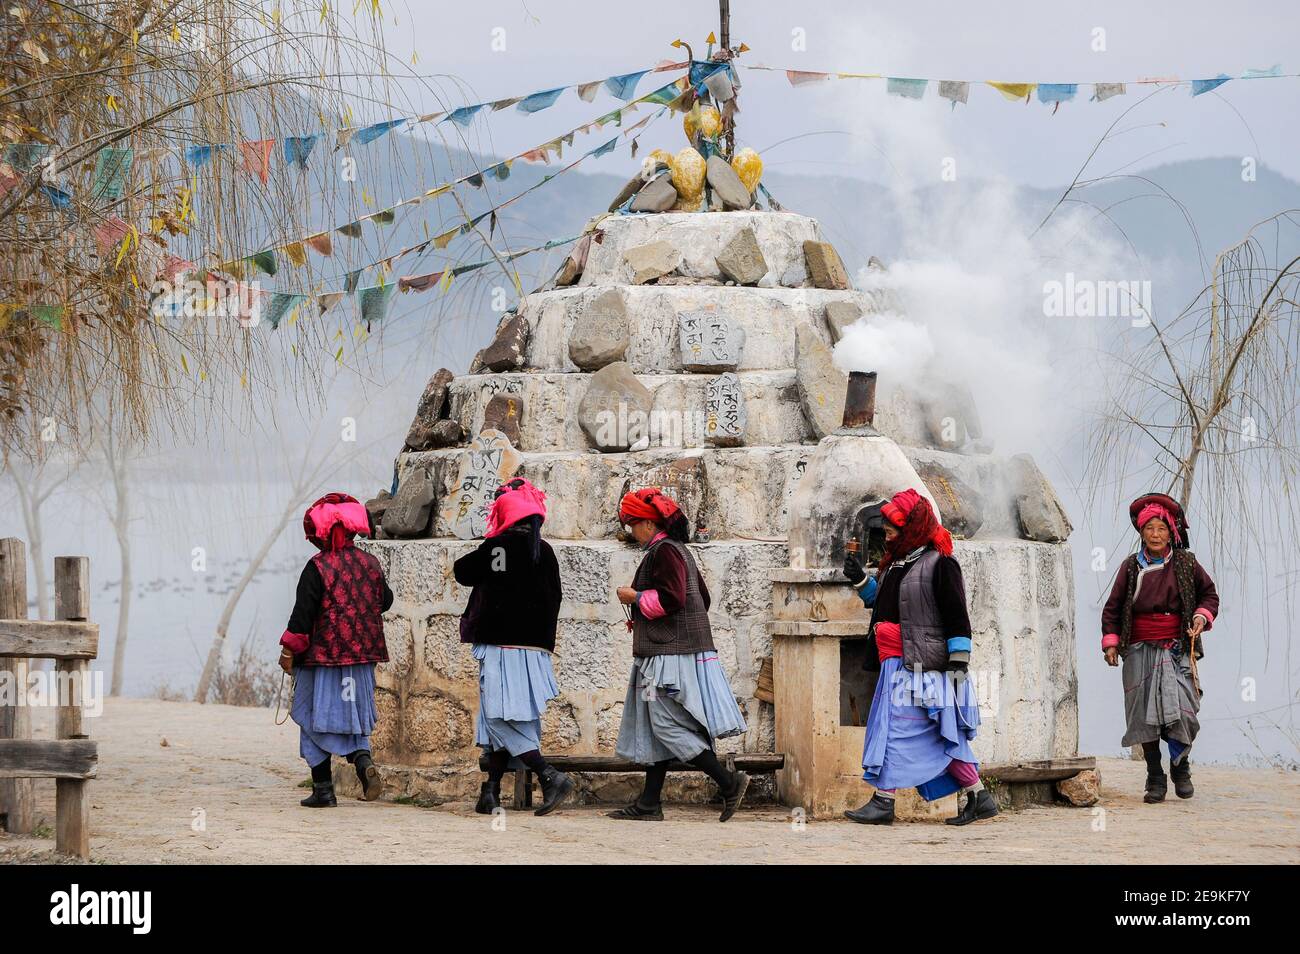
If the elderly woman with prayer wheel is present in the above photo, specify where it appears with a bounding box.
[279,493,393,808]
[454,478,574,817]
[1102,493,1219,803]
[841,488,996,826]
[609,487,749,822]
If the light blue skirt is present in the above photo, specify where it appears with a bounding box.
[474,643,560,756]
[291,663,378,767]
[861,656,981,801]
[615,652,747,763]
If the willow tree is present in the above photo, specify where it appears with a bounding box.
[0,0,411,452]
[1086,212,1300,639]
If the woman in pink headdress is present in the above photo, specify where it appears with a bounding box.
[1102,493,1219,803]
[454,478,573,816]
[279,492,393,808]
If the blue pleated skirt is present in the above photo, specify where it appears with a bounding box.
[861,656,981,801]
[615,651,748,763]
[473,643,560,756]
[291,663,378,767]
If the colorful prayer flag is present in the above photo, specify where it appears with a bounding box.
[517,87,566,113]
[354,119,407,145]
[987,82,1035,102]
[937,80,970,105]
[284,135,320,169]
[1191,74,1231,96]
[357,283,394,323]
[887,77,928,99]
[240,140,275,184]
[605,70,649,101]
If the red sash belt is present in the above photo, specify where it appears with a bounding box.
[1132,612,1182,644]
[875,621,903,661]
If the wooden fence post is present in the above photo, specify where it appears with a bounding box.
[0,537,35,835]
[54,556,90,858]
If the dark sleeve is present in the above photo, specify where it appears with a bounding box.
[1101,559,1130,638]
[646,544,688,615]
[698,558,711,612]
[1192,559,1219,626]
[934,556,972,636]
[453,539,494,587]
[286,561,324,634]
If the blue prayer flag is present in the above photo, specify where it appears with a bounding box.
[604,70,648,101]
[1191,74,1231,96]
[445,104,484,127]
[1037,83,1078,103]
[517,87,566,113]
[283,135,320,169]
[354,119,407,145]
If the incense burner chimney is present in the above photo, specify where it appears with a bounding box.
[841,370,877,430]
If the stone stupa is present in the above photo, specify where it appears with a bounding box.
[357,166,1080,806]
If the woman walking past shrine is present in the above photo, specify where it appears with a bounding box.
[455,478,574,816]
[279,493,392,808]
[1102,493,1219,802]
[609,487,749,822]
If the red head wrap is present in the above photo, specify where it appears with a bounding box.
[618,487,681,525]
[304,492,371,552]
[877,488,953,577]
[1136,502,1182,546]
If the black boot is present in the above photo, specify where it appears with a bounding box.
[351,751,383,802]
[719,771,750,823]
[1170,758,1194,799]
[300,781,337,808]
[844,792,895,825]
[1143,746,1167,803]
[947,788,999,826]
[534,765,574,816]
[474,780,501,815]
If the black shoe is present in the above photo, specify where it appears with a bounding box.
[300,781,337,808]
[844,792,895,825]
[607,800,664,821]
[947,788,999,826]
[1144,770,1168,803]
[474,780,501,815]
[719,772,750,822]
[1170,759,1194,799]
[534,766,574,816]
[352,752,383,802]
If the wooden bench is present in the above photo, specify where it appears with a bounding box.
[0,541,98,859]
[477,752,786,809]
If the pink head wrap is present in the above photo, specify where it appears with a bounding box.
[304,492,371,551]
[1136,502,1182,545]
[485,478,547,538]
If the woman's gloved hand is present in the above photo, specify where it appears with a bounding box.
[843,553,866,585]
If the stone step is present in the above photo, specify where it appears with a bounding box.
[580,210,824,287]
[521,283,876,373]
[447,370,813,453]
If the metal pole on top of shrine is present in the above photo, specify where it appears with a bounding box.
[720,0,735,157]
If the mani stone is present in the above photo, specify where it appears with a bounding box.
[705,155,752,210]
[577,361,653,452]
[705,372,746,447]
[803,240,852,290]
[555,234,592,287]
[824,300,863,343]
[915,461,984,539]
[623,456,707,528]
[382,468,436,539]
[610,162,670,212]
[678,310,745,372]
[1009,453,1073,543]
[568,289,629,370]
[440,429,523,540]
[628,170,678,213]
[364,490,392,537]
[715,227,768,285]
[478,313,530,372]
[623,240,681,285]
[482,392,524,446]
[410,418,467,452]
[404,367,455,450]
[794,321,847,439]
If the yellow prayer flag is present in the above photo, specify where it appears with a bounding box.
[987,82,1036,102]
[283,242,308,267]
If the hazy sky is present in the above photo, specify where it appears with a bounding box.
[352,0,1300,187]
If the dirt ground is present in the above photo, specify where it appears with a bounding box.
[1,697,1296,864]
